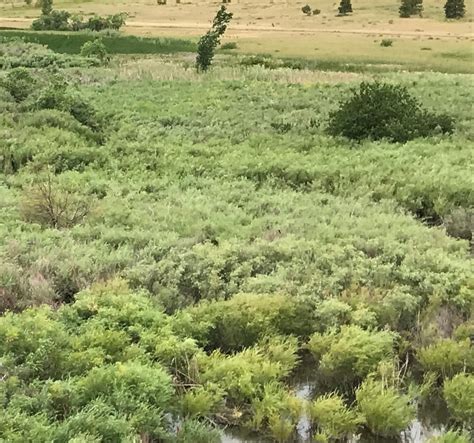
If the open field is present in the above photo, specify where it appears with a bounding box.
[1,0,473,71]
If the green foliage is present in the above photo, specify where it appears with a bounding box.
[175,420,221,443]
[444,0,465,19]
[0,31,196,55]
[80,38,109,64]
[399,0,423,18]
[175,293,317,350]
[196,6,233,71]
[307,326,396,386]
[428,430,473,443]
[356,379,415,437]
[302,4,312,15]
[181,384,224,418]
[20,175,92,229]
[327,81,455,142]
[417,339,473,380]
[31,1,127,33]
[41,0,53,16]
[443,373,474,426]
[310,393,362,439]
[249,382,301,437]
[380,38,394,47]
[1,67,35,102]
[338,0,353,15]
[0,41,473,441]
[0,39,100,69]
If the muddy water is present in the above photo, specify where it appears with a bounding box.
[221,378,446,443]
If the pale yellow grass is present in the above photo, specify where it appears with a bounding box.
[1,0,472,70]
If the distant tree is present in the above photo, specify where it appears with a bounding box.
[302,4,312,15]
[40,0,53,15]
[444,0,465,19]
[80,38,110,64]
[338,0,352,15]
[196,6,233,72]
[399,0,423,18]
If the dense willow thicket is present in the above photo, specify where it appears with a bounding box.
[0,40,473,442]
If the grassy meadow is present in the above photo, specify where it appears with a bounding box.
[0,1,473,441]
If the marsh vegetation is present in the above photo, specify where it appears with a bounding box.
[0,6,472,441]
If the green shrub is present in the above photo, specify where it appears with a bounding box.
[338,0,353,15]
[356,379,415,437]
[1,68,35,102]
[175,293,317,351]
[399,0,423,18]
[443,207,473,241]
[196,6,233,71]
[428,430,473,443]
[310,393,362,439]
[380,39,394,47]
[32,9,71,31]
[444,0,465,19]
[307,325,396,385]
[327,81,455,142]
[80,38,109,63]
[249,382,301,435]
[0,40,98,68]
[175,419,221,443]
[443,373,474,426]
[417,339,473,380]
[181,384,224,418]
[302,5,312,15]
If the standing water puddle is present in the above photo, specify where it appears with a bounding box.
[221,373,447,443]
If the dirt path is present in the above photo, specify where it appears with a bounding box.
[1,16,473,39]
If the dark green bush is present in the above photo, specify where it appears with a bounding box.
[1,67,35,102]
[327,81,455,142]
[80,38,109,64]
[32,9,71,31]
[196,6,233,71]
[444,0,465,19]
[380,38,394,47]
[399,0,423,18]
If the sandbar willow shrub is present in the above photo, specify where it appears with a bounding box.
[1,67,35,102]
[428,431,472,443]
[0,280,302,440]
[80,38,109,64]
[0,39,100,69]
[443,373,474,426]
[307,325,396,386]
[417,338,474,381]
[310,393,362,440]
[196,6,233,71]
[327,81,455,142]
[356,379,415,437]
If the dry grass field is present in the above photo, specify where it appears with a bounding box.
[1,0,473,70]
